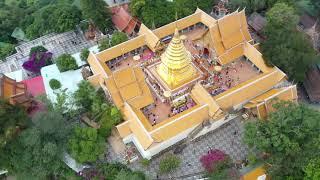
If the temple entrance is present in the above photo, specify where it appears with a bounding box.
[203,47,209,58]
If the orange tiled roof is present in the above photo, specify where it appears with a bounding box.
[111,6,139,34]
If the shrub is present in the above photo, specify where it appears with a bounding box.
[68,126,105,163]
[208,159,239,180]
[0,43,16,60]
[56,54,78,72]
[159,154,181,174]
[140,158,151,167]
[110,31,128,46]
[22,51,53,73]
[80,48,90,62]
[29,46,48,57]
[98,38,110,52]
[98,106,122,138]
[49,79,61,90]
[200,149,227,173]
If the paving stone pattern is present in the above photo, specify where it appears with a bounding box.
[106,117,249,179]
[0,31,96,76]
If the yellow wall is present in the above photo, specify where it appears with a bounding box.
[116,121,132,138]
[153,13,202,38]
[214,69,285,110]
[257,103,267,119]
[123,103,153,149]
[87,52,105,75]
[244,42,273,73]
[87,74,101,87]
[219,44,244,65]
[95,35,146,63]
[264,85,298,115]
[150,105,209,141]
[242,166,267,180]
[191,83,222,117]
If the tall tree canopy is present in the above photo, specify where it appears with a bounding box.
[26,4,82,39]
[68,126,105,163]
[244,101,320,179]
[0,110,72,179]
[261,3,318,82]
[80,0,112,33]
[130,0,216,28]
[110,31,128,46]
[0,100,29,149]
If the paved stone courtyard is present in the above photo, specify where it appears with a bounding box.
[0,30,96,77]
[106,117,249,179]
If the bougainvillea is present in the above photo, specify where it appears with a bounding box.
[22,51,53,73]
[200,149,227,173]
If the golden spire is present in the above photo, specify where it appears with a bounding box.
[156,28,197,89]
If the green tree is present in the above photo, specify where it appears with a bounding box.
[130,0,175,28]
[73,80,109,118]
[111,31,128,46]
[115,170,146,180]
[244,101,320,179]
[80,0,112,33]
[0,110,72,179]
[304,157,320,180]
[49,78,62,90]
[68,126,105,163]
[130,0,146,17]
[229,0,267,13]
[98,38,110,52]
[0,100,29,149]
[0,43,16,60]
[29,45,47,57]
[261,3,318,82]
[159,154,181,174]
[52,5,82,33]
[25,4,82,39]
[0,5,25,43]
[74,80,96,110]
[130,0,215,27]
[174,0,216,18]
[80,48,90,61]
[98,106,122,138]
[56,53,78,72]
[96,162,145,180]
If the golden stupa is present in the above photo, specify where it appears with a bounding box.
[157,28,198,89]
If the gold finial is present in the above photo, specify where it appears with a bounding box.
[175,11,178,29]
[151,19,156,30]
[174,28,179,38]
[175,11,178,21]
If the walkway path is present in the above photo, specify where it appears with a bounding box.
[106,117,249,179]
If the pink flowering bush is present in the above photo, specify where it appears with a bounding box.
[200,149,228,173]
[22,51,52,73]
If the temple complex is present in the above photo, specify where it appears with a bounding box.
[87,8,298,159]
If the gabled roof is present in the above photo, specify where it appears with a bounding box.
[105,67,154,109]
[248,12,267,32]
[112,6,139,34]
[299,13,317,29]
[138,24,160,51]
[0,74,31,107]
[22,76,45,97]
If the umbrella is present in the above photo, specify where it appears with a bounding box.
[133,55,140,61]
[214,65,222,72]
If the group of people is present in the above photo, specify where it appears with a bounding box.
[207,61,244,96]
[142,103,160,126]
[170,96,196,116]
